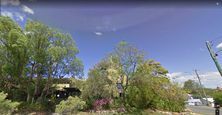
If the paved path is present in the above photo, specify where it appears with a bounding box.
[186,105,221,115]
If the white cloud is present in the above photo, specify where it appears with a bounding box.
[167,72,183,78]
[1,1,32,23]
[94,32,103,36]
[216,42,222,49]
[1,11,14,18]
[17,15,24,21]
[1,11,25,22]
[22,5,34,15]
[167,71,222,88]
[15,12,24,21]
[1,0,20,6]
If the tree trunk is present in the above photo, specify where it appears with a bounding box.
[38,65,52,102]
[26,92,31,102]
[27,64,35,103]
[33,73,41,103]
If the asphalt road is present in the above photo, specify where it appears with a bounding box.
[186,105,221,115]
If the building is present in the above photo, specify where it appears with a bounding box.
[51,83,81,99]
[185,94,202,106]
[186,99,202,106]
[202,98,215,107]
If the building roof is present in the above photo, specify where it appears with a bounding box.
[202,98,214,103]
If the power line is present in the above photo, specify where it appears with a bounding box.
[194,69,209,106]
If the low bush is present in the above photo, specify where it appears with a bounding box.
[18,101,54,113]
[127,75,186,112]
[93,98,111,111]
[0,91,20,114]
[152,97,185,112]
[55,96,86,114]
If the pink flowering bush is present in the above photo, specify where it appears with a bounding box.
[93,98,111,111]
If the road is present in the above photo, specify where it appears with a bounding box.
[187,105,221,115]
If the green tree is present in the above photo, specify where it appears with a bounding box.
[82,57,126,109]
[0,16,30,100]
[127,60,185,112]
[0,16,83,105]
[183,79,201,94]
[82,60,113,108]
[109,41,144,105]
[83,41,186,112]
[25,20,83,102]
[212,90,222,106]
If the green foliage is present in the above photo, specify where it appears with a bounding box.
[18,100,55,113]
[82,42,185,112]
[212,91,222,106]
[0,92,20,114]
[0,16,29,90]
[183,79,201,94]
[107,41,145,107]
[55,96,86,114]
[151,86,185,112]
[126,60,186,112]
[18,103,45,113]
[82,59,123,109]
[127,76,185,112]
[0,16,187,113]
[0,16,83,105]
[70,78,86,91]
[111,41,144,82]
[82,65,113,108]
[84,70,112,99]
[204,88,216,97]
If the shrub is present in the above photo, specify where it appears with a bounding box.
[152,96,185,112]
[213,91,222,106]
[93,98,111,111]
[82,69,113,100]
[0,91,20,114]
[55,96,86,114]
[127,75,186,112]
[18,101,54,113]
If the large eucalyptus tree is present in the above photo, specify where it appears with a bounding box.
[0,16,83,103]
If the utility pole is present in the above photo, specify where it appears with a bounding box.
[206,41,222,77]
[194,70,209,106]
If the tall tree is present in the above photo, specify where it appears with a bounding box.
[25,20,84,102]
[183,79,201,94]
[0,16,84,103]
[0,16,29,98]
[109,41,144,105]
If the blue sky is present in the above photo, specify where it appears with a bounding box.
[2,1,222,88]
